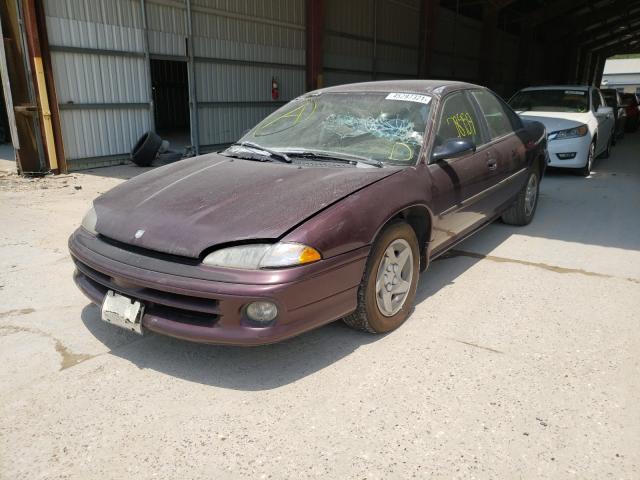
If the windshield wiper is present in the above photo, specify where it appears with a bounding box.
[285,150,383,168]
[227,141,291,163]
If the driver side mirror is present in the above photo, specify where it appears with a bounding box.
[431,138,476,162]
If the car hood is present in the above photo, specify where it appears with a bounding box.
[93,154,400,258]
[518,111,591,133]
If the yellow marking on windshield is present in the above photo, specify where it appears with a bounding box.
[254,100,316,136]
[389,142,413,161]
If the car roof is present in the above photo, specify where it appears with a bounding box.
[312,80,482,98]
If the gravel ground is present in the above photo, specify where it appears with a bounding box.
[0,136,638,479]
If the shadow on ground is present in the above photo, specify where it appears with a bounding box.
[80,240,492,391]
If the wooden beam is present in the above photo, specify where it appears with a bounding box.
[33,0,66,173]
[306,0,324,90]
[21,0,60,173]
[418,0,439,78]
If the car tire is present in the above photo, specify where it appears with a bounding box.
[343,221,419,334]
[501,168,540,226]
[131,131,163,167]
[601,132,613,159]
[578,141,595,177]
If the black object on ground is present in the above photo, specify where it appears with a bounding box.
[131,131,163,167]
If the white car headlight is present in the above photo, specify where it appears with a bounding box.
[81,206,97,235]
[202,242,321,269]
[548,124,588,140]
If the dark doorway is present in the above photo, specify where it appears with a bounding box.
[150,59,190,151]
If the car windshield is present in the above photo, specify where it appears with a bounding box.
[509,89,589,113]
[232,92,433,165]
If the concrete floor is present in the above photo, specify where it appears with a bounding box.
[0,135,639,479]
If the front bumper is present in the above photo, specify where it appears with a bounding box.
[69,229,367,345]
[546,135,591,169]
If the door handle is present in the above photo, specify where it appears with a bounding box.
[487,158,498,171]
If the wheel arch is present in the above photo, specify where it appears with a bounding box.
[374,204,434,272]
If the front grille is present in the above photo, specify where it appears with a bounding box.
[98,235,200,265]
[73,258,220,327]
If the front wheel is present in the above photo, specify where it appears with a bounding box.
[501,169,540,226]
[343,222,419,333]
[578,141,595,177]
[601,132,613,159]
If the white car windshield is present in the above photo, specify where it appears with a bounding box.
[509,89,589,113]
[234,92,433,165]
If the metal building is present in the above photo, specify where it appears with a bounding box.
[2,0,640,174]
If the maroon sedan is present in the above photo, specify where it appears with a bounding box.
[70,80,547,345]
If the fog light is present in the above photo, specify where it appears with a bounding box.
[556,152,577,159]
[245,301,278,324]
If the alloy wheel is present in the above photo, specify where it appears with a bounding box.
[375,239,414,317]
[524,173,538,218]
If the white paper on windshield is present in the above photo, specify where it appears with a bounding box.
[386,93,432,104]
[564,90,586,95]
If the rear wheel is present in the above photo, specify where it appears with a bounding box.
[343,222,419,333]
[501,169,539,226]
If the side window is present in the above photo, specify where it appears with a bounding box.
[592,90,601,111]
[434,92,483,148]
[471,90,516,140]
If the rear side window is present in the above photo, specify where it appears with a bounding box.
[471,90,516,140]
[434,92,483,147]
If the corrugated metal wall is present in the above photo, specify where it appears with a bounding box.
[45,0,151,170]
[44,0,304,169]
[191,0,305,149]
[323,0,421,87]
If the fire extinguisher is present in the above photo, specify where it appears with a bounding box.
[271,77,279,100]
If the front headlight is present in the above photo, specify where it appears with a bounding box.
[81,206,97,235]
[202,242,321,269]
[548,124,588,140]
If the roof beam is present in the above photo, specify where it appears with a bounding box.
[563,0,640,31]
[528,0,592,27]
[578,17,640,48]
[591,30,640,52]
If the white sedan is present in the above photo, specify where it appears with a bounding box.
[509,85,615,176]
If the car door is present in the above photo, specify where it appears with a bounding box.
[592,88,612,153]
[428,90,498,252]
[469,89,528,212]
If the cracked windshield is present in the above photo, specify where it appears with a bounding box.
[238,92,432,165]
